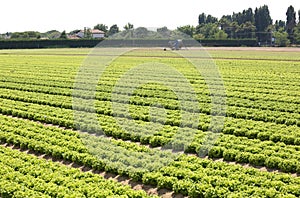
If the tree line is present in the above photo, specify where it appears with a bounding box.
[1,5,300,46]
[1,23,132,40]
[177,5,300,46]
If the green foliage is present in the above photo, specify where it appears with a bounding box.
[11,31,41,39]
[124,23,134,30]
[249,154,265,166]
[213,30,228,39]
[294,24,300,44]
[0,146,150,197]
[275,20,286,31]
[233,8,254,24]
[265,156,281,169]
[254,5,273,42]
[208,146,224,158]
[223,149,238,161]
[84,27,92,38]
[94,23,108,33]
[59,30,67,39]
[198,13,218,25]
[107,24,120,36]
[196,23,220,39]
[278,159,299,173]
[235,152,250,163]
[0,49,300,197]
[286,5,297,42]
[177,25,195,37]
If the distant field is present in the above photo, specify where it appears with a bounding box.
[0,47,299,197]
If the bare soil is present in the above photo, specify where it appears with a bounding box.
[204,46,300,52]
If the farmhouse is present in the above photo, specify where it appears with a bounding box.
[91,29,105,38]
[76,29,105,39]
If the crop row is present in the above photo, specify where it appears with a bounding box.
[0,115,300,197]
[0,88,299,146]
[0,104,300,174]
[1,79,300,116]
[0,145,151,198]
[2,56,300,95]
[1,70,300,101]
[0,79,299,130]
[2,57,300,92]
[1,68,300,111]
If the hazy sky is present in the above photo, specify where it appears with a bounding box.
[1,0,300,33]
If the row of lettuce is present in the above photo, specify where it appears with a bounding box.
[0,93,300,174]
[1,78,299,122]
[0,115,299,197]
[0,146,152,198]
[0,80,299,146]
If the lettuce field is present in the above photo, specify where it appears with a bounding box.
[0,47,299,197]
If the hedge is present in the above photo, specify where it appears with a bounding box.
[0,38,257,49]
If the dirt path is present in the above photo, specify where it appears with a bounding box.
[203,46,300,52]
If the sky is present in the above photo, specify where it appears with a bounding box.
[1,0,300,33]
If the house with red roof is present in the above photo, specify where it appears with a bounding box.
[76,29,105,39]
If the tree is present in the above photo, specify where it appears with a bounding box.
[177,25,195,37]
[229,8,254,25]
[193,34,205,40]
[198,13,217,25]
[195,23,220,38]
[219,17,233,37]
[232,12,244,25]
[59,30,67,39]
[236,21,256,39]
[10,31,40,39]
[124,23,134,30]
[254,5,273,42]
[213,30,228,39]
[107,24,120,36]
[274,28,290,47]
[294,24,300,44]
[244,8,254,23]
[44,30,61,39]
[206,15,218,24]
[84,27,92,38]
[275,20,286,31]
[94,24,108,33]
[222,15,232,22]
[286,5,296,43]
[198,13,206,25]
[298,10,300,24]
[157,26,171,38]
[157,26,169,33]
